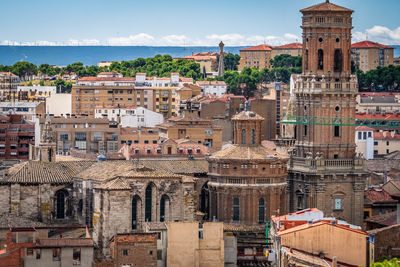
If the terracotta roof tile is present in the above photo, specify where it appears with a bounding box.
[4,161,95,184]
[352,41,392,49]
[232,111,264,121]
[240,44,273,52]
[355,126,374,131]
[140,158,208,175]
[210,144,287,160]
[300,2,353,12]
[94,177,131,190]
[364,188,397,203]
[36,238,94,247]
[275,43,303,49]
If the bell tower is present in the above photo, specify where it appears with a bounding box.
[288,1,367,226]
[39,115,56,162]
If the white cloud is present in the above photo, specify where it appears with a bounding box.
[107,33,155,46]
[1,33,302,46]
[353,26,400,44]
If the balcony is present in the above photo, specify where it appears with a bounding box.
[289,156,364,173]
[294,74,358,95]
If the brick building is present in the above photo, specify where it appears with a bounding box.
[0,114,35,160]
[72,72,197,117]
[0,72,20,102]
[288,0,367,227]
[109,233,158,267]
[207,110,288,225]
[35,116,120,155]
[238,43,302,71]
[351,41,394,72]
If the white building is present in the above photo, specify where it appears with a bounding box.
[46,93,72,116]
[355,126,374,160]
[97,71,123,78]
[95,106,163,128]
[0,102,45,121]
[196,81,227,96]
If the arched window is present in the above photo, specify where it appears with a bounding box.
[160,197,165,222]
[132,197,137,229]
[77,199,83,217]
[233,197,240,222]
[318,49,324,70]
[145,185,152,222]
[251,129,255,145]
[305,49,309,70]
[55,190,67,219]
[258,198,265,223]
[160,195,171,222]
[241,129,246,145]
[334,49,342,72]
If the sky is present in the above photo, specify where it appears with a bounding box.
[1,0,399,46]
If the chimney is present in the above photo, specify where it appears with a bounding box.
[391,131,395,138]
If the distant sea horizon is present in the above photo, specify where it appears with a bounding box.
[0,46,247,66]
[0,45,399,67]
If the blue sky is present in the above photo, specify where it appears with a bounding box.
[1,0,399,46]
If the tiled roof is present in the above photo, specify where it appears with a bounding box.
[355,126,374,131]
[364,188,397,204]
[278,221,367,236]
[77,77,135,82]
[365,211,397,226]
[0,213,48,228]
[368,224,400,235]
[300,2,353,12]
[0,72,18,77]
[356,113,400,120]
[232,111,264,121]
[275,43,302,49]
[210,144,287,160]
[240,44,273,52]
[76,160,180,182]
[36,238,94,247]
[196,81,227,86]
[94,177,131,190]
[352,41,392,49]
[39,117,111,124]
[140,158,208,175]
[373,132,400,140]
[4,161,95,184]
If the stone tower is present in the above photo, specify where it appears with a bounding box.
[39,115,56,162]
[218,41,225,76]
[287,1,366,226]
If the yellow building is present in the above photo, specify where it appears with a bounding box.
[239,43,302,71]
[351,41,394,72]
[184,52,219,76]
[278,221,368,267]
[167,222,224,267]
[71,73,198,117]
[157,110,222,151]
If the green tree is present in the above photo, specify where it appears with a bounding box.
[271,54,302,69]
[224,53,241,71]
[12,61,37,81]
[372,258,399,267]
[53,79,72,93]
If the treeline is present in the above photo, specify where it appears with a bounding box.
[356,65,400,91]
[0,53,242,82]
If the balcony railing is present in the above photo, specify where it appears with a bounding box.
[290,156,363,172]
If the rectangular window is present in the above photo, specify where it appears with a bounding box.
[73,248,81,264]
[363,132,367,140]
[304,125,307,136]
[233,197,240,222]
[36,249,41,259]
[387,141,390,146]
[334,126,340,137]
[123,249,128,256]
[387,149,390,154]
[334,198,342,210]
[368,132,372,138]
[374,141,378,146]
[27,248,34,256]
[374,150,378,155]
[53,248,61,261]
[358,132,362,140]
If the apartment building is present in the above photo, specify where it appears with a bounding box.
[196,81,227,96]
[72,72,196,117]
[351,41,394,72]
[0,102,46,121]
[183,52,219,76]
[95,106,163,128]
[0,72,20,101]
[0,114,35,160]
[0,86,57,102]
[157,110,222,150]
[356,92,400,114]
[36,116,120,155]
[373,131,400,156]
[239,43,302,71]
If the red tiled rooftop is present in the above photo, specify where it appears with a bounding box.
[0,72,17,77]
[374,132,400,140]
[78,77,135,82]
[240,44,273,52]
[352,41,393,49]
[365,188,397,203]
[356,113,400,120]
[275,43,303,49]
[300,2,353,12]
[355,126,374,131]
